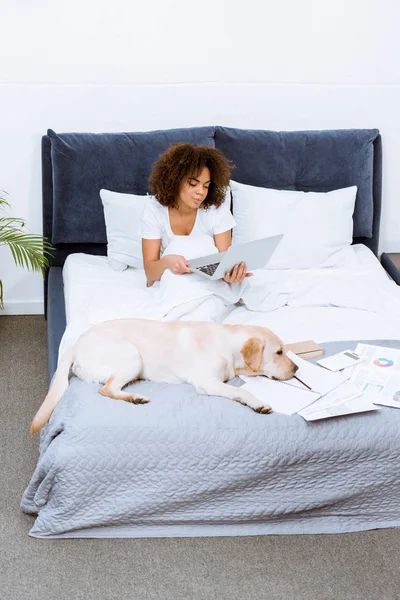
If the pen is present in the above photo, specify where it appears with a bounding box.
[294,375,312,391]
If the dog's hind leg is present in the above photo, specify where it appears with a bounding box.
[100,375,149,404]
[74,339,149,405]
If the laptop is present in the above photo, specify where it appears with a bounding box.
[188,234,284,280]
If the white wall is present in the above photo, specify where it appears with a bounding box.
[1,0,399,314]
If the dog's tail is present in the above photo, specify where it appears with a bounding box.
[31,346,75,435]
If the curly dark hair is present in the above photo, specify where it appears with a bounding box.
[149,142,233,209]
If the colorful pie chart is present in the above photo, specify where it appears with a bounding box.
[374,357,394,368]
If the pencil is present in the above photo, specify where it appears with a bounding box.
[294,375,312,391]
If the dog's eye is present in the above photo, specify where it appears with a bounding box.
[276,349,283,355]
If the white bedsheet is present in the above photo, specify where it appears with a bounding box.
[59,245,400,360]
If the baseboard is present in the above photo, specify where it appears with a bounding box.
[0,301,44,315]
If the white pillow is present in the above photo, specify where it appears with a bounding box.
[100,189,150,270]
[230,180,357,269]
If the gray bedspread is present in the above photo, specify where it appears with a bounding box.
[21,340,400,538]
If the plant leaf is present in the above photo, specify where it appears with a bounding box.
[0,191,10,210]
[0,217,26,230]
[0,195,54,308]
[0,229,52,274]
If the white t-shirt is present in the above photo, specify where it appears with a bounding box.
[141,195,236,255]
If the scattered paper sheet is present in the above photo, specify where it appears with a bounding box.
[349,343,400,409]
[286,351,349,394]
[297,382,378,421]
[299,397,379,421]
[240,375,320,415]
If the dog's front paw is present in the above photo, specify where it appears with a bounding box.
[233,392,272,414]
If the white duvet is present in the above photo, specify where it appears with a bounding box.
[59,242,400,361]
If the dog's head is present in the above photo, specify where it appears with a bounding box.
[240,332,298,380]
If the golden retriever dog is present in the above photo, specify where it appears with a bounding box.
[31,318,298,435]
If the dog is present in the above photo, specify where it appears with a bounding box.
[31,318,298,435]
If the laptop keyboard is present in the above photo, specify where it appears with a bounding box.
[197,262,220,276]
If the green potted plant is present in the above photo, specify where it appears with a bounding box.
[0,191,53,308]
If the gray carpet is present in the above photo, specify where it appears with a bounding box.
[1,315,400,600]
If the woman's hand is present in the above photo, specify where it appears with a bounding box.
[223,262,253,284]
[162,254,191,275]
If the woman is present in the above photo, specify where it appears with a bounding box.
[141,142,252,287]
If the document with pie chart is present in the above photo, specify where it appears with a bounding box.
[348,343,400,408]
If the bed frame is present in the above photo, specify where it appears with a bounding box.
[42,126,382,379]
[24,125,400,539]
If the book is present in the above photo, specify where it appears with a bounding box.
[283,340,324,360]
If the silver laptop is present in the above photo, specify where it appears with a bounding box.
[188,234,284,280]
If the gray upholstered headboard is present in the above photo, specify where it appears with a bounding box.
[42,125,382,300]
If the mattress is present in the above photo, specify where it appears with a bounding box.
[61,245,400,353]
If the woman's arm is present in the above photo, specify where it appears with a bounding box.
[142,239,166,287]
[214,230,232,252]
[142,239,190,287]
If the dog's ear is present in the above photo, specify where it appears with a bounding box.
[240,337,265,372]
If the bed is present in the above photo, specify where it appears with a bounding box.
[21,126,400,538]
